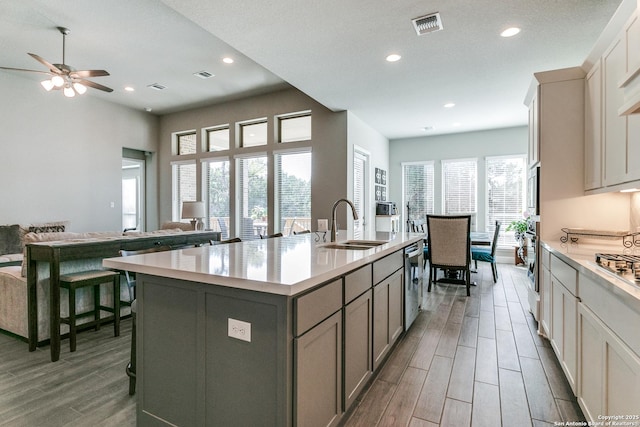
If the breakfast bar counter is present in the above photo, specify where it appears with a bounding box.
[103,232,423,427]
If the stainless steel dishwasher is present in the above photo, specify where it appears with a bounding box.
[404,240,424,329]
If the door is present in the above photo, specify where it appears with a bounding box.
[353,149,368,239]
[122,158,145,231]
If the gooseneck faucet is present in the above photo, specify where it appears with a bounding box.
[330,198,359,242]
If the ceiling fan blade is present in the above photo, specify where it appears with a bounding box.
[0,66,52,75]
[28,53,63,74]
[70,69,110,78]
[77,78,113,93]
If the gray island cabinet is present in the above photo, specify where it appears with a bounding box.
[103,232,421,427]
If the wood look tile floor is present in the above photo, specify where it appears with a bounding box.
[343,263,585,427]
[0,264,584,426]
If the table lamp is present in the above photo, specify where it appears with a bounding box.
[181,201,205,230]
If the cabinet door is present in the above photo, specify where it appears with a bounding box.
[295,311,343,427]
[540,266,552,338]
[550,276,578,393]
[551,276,563,359]
[603,324,640,417]
[373,269,403,370]
[344,290,373,410]
[603,35,628,186]
[585,61,602,190]
[528,89,540,166]
[562,286,577,393]
[578,304,603,422]
[578,303,640,421]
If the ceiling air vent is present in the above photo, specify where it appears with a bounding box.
[147,83,166,91]
[412,12,443,35]
[193,70,214,79]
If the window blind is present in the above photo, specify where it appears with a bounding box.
[442,159,477,216]
[403,162,434,226]
[276,151,311,235]
[172,162,197,221]
[486,156,526,247]
[237,156,268,240]
[205,159,230,238]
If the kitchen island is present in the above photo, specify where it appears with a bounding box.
[103,232,422,427]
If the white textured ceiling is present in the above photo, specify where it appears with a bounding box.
[0,0,627,139]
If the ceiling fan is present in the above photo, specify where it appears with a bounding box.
[0,26,113,97]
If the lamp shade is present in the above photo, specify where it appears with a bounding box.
[181,201,205,219]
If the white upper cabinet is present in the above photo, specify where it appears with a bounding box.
[584,61,602,190]
[603,34,627,186]
[528,88,540,167]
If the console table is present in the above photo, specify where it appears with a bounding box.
[26,231,220,361]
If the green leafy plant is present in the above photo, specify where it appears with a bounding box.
[506,219,528,234]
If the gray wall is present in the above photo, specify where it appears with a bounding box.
[389,126,528,231]
[347,111,389,237]
[158,88,352,233]
[0,72,159,231]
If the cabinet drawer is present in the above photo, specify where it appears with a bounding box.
[550,254,578,296]
[345,265,372,304]
[373,250,403,284]
[295,279,343,336]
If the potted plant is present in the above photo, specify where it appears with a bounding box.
[506,213,530,264]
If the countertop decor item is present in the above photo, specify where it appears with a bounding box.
[560,228,640,248]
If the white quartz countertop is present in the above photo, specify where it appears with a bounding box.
[103,232,423,296]
[542,240,640,313]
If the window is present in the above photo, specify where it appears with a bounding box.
[205,159,230,238]
[442,158,477,216]
[276,151,311,235]
[177,132,197,155]
[240,121,267,147]
[207,127,230,151]
[237,156,268,239]
[403,162,434,225]
[486,155,526,247]
[172,162,197,221]
[279,114,311,143]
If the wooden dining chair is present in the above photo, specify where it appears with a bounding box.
[472,221,501,283]
[426,214,472,296]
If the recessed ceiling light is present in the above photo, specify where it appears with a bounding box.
[386,54,401,62]
[124,86,135,92]
[144,107,152,112]
[222,57,234,64]
[452,122,462,127]
[444,103,455,108]
[500,27,521,37]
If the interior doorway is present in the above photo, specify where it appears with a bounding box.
[353,148,369,239]
[122,157,145,231]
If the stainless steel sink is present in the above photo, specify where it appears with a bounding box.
[319,243,373,250]
[342,240,386,247]
[319,240,387,250]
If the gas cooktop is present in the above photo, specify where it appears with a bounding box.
[595,253,640,285]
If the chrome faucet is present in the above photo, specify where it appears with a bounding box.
[330,198,359,242]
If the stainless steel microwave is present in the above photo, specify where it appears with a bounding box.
[376,202,396,215]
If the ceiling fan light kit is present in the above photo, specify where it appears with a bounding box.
[0,26,113,98]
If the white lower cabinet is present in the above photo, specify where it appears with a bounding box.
[578,303,640,422]
[549,255,578,393]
